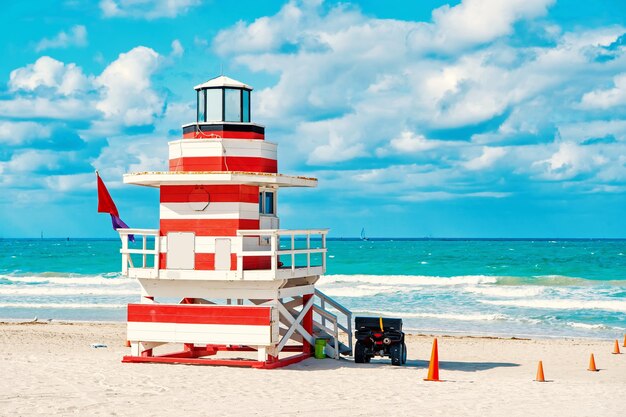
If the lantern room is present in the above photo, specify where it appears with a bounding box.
[195,76,251,123]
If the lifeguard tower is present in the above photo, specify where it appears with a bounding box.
[117,75,352,368]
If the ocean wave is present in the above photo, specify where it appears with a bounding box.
[355,309,510,322]
[0,303,126,309]
[319,285,401,297]
[320,274,626,288]
[479,298,626,313]
[565,321,623,331]
[0,287,138,296]
[0,273,130,286]
[320,274,499,287]
[463,286,545,298]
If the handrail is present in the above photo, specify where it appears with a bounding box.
[119,229,159,277]
[236,229,328,276]
[314,288,353,356]
[119,228,328,280]
[312,305,339,359]
[237,228,329,236]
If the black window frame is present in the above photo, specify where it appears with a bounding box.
[196,86,252,123]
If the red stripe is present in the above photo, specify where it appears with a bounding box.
[159,219,260,236]
[243,256,271,270]
[127,304,271,325]
[169,156,277,173]
[160,253,268,271]
[160,185,258,204]
[182,131,264,139]
[194,253,238,271]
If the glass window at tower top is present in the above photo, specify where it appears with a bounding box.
[197,89,206,122]
[224,88,241,122]
[206,88,222,121]
[242,90,250,122]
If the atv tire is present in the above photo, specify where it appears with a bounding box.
[390,343,403,366]
[402,342,407,364]
[355,341,367,364]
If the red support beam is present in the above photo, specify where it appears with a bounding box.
[302,293,314,355]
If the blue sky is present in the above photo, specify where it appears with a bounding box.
[1,0,626,238]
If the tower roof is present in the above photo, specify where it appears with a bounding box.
[194,75,253,91]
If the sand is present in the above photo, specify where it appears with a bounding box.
[0,321,624,416]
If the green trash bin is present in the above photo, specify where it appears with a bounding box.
[314,338,327,359]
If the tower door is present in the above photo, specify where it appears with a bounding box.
[167,232,195,270]
[214,238,231,271]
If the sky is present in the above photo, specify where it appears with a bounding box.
[1,0,626,238]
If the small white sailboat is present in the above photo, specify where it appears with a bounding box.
[360,227,369,241]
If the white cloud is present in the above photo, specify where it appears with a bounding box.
[580,73,626,109]
[170,39,184,58]
[534,142,609,181]
[463,146,507,171]
[94,46,163,127]
[0,150,63,173]
[44,173,95,192]
[376,131,450,157]
[35,25,87,52]
[100,0,201,19]
[0,97,99,120]
[0,121,52,145]
[424,0,555,52]
[9,56,92,96]
[3,47,163,128]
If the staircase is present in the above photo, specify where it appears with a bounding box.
[313,289,353,359]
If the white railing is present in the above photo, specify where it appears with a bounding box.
[314,289,353,357]
[236,229,328,277]
[118,228,327,280]
[118,229,160,278]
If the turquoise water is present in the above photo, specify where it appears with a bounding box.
[1,238,625,339]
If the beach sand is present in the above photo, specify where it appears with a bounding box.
[0,322,624,416]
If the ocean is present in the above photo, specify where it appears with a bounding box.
[1,238,625,339]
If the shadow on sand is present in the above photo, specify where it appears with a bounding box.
[407,359,520,372]
[289,357,519,372]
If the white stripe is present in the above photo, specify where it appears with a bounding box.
[169,139,277,160]
[127,321,272,345]
[160,202,260,220]
[160,236,262,254]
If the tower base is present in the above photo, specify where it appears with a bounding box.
[122,344,311,369]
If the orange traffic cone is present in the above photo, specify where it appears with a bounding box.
[588,354,598,372]
[622,334,626,348]
[612,340,621,354]
[125,340,131,347]
[424,338,440,382]
[535,361,546,382]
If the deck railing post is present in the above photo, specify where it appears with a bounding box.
[142,234,147,268]
[237,234,244,279]
[306,233,311,271]
[270,232,277,272]
[153,231,160,276]
[291,233,295,273]
[121,232,129,276]
[322,232,327,272]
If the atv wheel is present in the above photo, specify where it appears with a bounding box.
[390,343,403,366]
[354,341,367,363]
[402,342,407,364]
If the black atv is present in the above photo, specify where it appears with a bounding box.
[354,316,407,366]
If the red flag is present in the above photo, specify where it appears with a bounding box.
[97,172,119,217]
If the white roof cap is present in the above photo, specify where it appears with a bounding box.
[194,75,253,91]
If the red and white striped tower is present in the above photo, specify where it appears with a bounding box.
[117,76,352,368]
